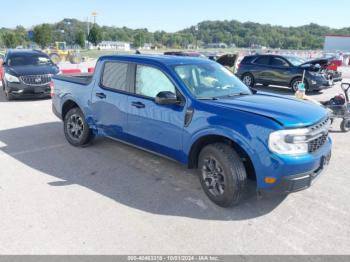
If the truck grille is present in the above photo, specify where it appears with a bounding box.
[307,117,330,153]
[20,74,51,86]
[308,134,328,153]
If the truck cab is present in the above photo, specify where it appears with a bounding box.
[52,55,332,207]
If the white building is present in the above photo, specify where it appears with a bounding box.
[93,41,131,51]
[324,35,350,52]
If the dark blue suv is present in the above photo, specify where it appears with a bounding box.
[1,49,60,100]
[236,54,332,92]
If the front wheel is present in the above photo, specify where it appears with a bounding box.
[291,77,309,93]
[64,107,95,147]
[198,143,247,207]
[341,119,350,132]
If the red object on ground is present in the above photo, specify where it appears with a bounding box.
[333,60,343,67]
[61,69,82,74]
[327,63,338,71]
[88,67,95,73]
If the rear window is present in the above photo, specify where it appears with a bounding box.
[240,56,256,64]
[101,62,128,92]
[253,56,270,65]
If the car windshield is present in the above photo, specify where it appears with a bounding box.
[8,54,52,67]
[285,56,306,66]
[174,63,251,99]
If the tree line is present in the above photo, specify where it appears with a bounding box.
[1,18,350,50]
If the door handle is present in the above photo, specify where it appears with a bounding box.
[131,101,145,109]
[96,92,106,99]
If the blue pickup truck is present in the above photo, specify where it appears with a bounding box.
[52,55,332,207]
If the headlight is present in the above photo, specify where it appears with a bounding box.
[269,128,309,155]
[4,73,20,83]
[308,71,322,77]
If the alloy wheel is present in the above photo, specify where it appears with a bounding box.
[67,114,85,140]
[202,157,225,197]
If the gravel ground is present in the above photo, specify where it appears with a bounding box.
[0,80,349,255]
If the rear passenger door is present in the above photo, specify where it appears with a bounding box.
[126,64,186,161]
[90,61,132,140]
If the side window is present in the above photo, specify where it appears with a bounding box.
[101,62,129,91]
[271,57,289,67]
[254,56,270,65]
[136,65,176,98]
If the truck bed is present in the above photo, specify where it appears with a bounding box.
[53,73,93,85]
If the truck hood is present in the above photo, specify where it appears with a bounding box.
[7,65,59,76]
[206,93,327,128]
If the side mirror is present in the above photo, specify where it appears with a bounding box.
[155,91,180,105]
[2,61,5,66]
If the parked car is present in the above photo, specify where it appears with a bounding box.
[1,49,60,100]
[164,51,207,58]
[236,54,333,92]
[51,55,332,207]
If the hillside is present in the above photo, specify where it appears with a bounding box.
[1,18,350,50]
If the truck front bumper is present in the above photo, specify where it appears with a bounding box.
[270,150,331,193]
[257,136,332,194]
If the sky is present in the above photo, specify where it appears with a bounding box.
[1,0,350,32]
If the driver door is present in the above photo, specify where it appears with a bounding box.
[127,64,186,161]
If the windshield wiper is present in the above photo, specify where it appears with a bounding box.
[198,97,219,100]
[221,92,251,98]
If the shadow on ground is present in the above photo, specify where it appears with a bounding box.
[0,122,287,221]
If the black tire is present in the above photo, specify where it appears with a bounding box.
[340,119,350,132]
[241,73,255,87]
[198,143,247,207]
[291,77,309,93]
[49,53,61,64]
[64,107,95,147]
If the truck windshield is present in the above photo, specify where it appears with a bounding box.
[174,63,251,99]
[8,55,53,67]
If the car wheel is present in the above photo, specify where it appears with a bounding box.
[49,53,61,64]
[198,143,247,207]
[341,119,350,132]
[64,107,95,147]
[291,77,308,93]
[242,73,255,87]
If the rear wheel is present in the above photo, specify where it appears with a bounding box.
[241,73,255,87]
[64,107,95,147]
[198,143,247,207]
[341,119,350,132]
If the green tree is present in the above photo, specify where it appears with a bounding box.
[14,26,28,47]
[133,31,145,48]
[2,32,19,48]
[88,25,102,46]
[33,24,52,49]
[75,31,86,48]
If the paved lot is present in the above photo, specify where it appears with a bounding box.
[0,81,349,255]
